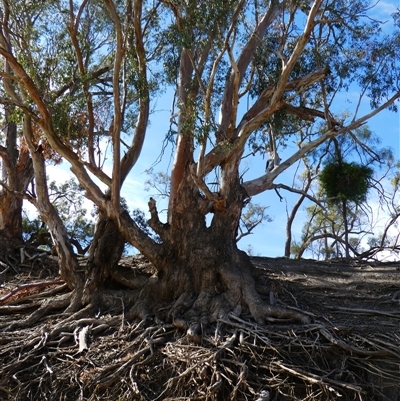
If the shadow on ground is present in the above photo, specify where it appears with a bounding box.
[1,251,399,401]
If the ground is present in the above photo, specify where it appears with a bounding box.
[0,247,399,401]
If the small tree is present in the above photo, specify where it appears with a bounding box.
[319,149,373,260]
[23,178,95,254]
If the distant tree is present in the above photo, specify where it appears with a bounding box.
[23,178,95,255]
[289,128,395,260]
[360,163,400,260]
[292,199,371,259]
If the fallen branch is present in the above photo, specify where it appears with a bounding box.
[271,361,360,396]
[0,279,65,306]
[320,328,397,357]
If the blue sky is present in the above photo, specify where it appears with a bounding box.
[42,0,400,258]
[111,90,399,258]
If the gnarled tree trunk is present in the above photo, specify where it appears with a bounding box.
[23,116,84,310]
[115,171,310,335]
[0,119,33,241]
[83,212,125,304]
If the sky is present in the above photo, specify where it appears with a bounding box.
[41,0,400,259]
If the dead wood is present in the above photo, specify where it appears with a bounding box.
[0,255,399,400]
[0,279,65,306]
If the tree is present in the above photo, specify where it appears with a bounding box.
[23,178,95,255]
[289,128,395,260]
[0,111,33,241]
[360,162,400,260]
[0,4,34,242]
[1,0,399,330]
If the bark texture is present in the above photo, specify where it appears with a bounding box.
[117,173,310,331]
[0,122,33,240]
[83,214,125,304]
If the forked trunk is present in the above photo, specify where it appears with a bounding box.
[121,174,309,332]
[0,121,33,241]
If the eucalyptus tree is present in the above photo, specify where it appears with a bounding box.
[0,5,33,242]
[0,0,399,328]
[290,128,394,260]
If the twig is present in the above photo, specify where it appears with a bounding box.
[320,328,396,357]
[391,289,400,301]
[325,305,400,318]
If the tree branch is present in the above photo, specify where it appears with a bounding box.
[243,88,400,197]
[271,183,325,208]
[120,0,150,183]
[68,0,96,167]
[103,0,124,211]
[219,0,282,139]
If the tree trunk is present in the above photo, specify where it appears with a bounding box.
[342,199,350,261]
[124,211,309,333]
[115,174,310,333]
[0,191,24,240]
[0,119,33,241]
[82,212,125,304]
[23,116,82,296]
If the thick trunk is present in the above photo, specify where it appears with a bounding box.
[128,226,309,336]
[82,213,125,304]
[121,174,309,332]
[0,192,24,240]
[0,119,33,240]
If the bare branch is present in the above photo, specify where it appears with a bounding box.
[120,0,150,183]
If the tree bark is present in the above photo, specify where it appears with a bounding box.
[127,210,309,330]
[115,172,310,331]
[342,199,350,261]
[82,212,125,304]
[0,119,33,241]
[23,116,82,294]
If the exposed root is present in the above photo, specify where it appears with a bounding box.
[0,279,65,306]
[126,254,312,334]
[7,292,72,330]
[1,312,399,401]
[1,255,399,400]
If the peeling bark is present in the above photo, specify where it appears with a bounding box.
[23,116,82,293]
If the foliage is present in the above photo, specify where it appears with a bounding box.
[23,178,94,254]
[319,161,373,204]
[288,127,397,260]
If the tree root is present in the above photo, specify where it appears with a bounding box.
[1,301,400,400]
[8,292,72,330]
[2,255,399,400]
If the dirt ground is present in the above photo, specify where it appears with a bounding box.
[1,251,399,401]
